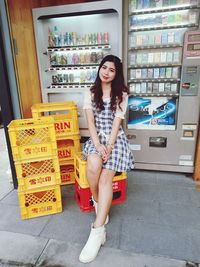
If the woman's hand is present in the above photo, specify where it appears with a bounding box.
[101,145,112,163]
[95,143,108,160]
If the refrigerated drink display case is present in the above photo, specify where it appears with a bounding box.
[32,0,122,136]
[124,0,200,172]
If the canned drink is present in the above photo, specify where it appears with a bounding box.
[72,32,77,46]
[97,32,102,44]
[63,74,68,83]
[69,73,74,83]
[104,32,109,44]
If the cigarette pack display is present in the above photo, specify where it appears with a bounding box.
[136,69,142,78]
[147,82,153,93]
[130,53,136,65]
[171,83,178,92]
[141,82,147,93]
[137,53,142,64]
[165,83,171,92]
[137,1,143,9]
[160,52,167,62]
[129,35,136,47]
[148,53,154,63]
[130,83,136,93]
[141,68,148,78]
[155,34,161,44]
[142,53,149,63]
[159,67,166,78]
[173,51,180,62]
[147,68,153,78]
[130,0,136,11]
[172,67,179,78]
[174,31,182,43]
[136,35,143,46]
[143,0,150,8]
[166,67,172,78]
[159,83,165,92]
[136,83,141,93]
[154,52,161,63]
[149,35,155,45]
[142,35,149,45]
[130,69,136,79]
[161,32,168,44]
[156,0,163,7]
[153,83,159,93]
[168,32,174,43]
[154,68,160,78]
[166,52,173,63]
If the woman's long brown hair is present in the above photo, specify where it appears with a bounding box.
[90,55,128,112]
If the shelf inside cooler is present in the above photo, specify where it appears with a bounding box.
[47,84,93,90]
[47,44,111,52]
[46,66,98,71]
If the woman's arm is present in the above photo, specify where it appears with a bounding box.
[107,117,122,148]
[85,109,107,159]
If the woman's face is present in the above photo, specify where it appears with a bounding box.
[99,61,116,84]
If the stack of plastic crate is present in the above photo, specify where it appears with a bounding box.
[74,152,127,212]
[31,101,80,185]
[8,117,62,220]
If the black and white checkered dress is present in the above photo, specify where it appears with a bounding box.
[83,99,134,172]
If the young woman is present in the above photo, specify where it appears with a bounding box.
[79,55,134,263]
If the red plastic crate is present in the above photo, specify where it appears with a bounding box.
[75,178,126,212]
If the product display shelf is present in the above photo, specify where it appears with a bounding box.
[128,1,200,97]
[129,1,200,15]
[46,44,111,52]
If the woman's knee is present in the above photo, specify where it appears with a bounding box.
[87,155,102,177]
[99,170,115,187]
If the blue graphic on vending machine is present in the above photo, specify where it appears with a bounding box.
[128,96,178,130]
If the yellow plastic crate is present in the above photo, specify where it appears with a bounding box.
[31,101,79,138]
[74,152,127,188]
[60,159,75,185]
[57,135,81,162]
[18,185,62,220]
[15,156,61,191]
[8,117,57,161]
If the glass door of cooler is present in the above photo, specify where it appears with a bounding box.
[125,0,200,171]
[32,0,122,136]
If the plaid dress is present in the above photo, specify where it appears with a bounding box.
[83,99,134,172]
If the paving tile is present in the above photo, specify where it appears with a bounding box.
[0,203,51,236]
[156,183,192,206]
[0,231,48,265]
[155,171,195,188]
[0,189,18,206]
[128,170,157,185]
[40,208,94,244]
[158,202,200,231]
[119,218,194,262]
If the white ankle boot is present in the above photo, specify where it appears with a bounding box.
[92,197,109,225]
[79,224,106,263]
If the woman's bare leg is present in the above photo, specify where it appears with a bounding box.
[94,169,115,227]
[86,154,102,202]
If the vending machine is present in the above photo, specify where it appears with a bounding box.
[124,0,200,173]
[32,0,122,136]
